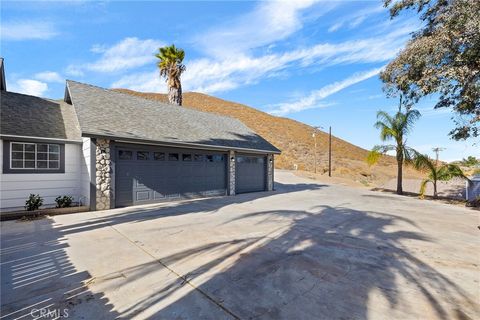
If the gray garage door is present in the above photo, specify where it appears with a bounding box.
[115,146,227,207]
[235,154,266,194]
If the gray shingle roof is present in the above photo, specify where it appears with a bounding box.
[67,80,280,153]
[1,91,81,141]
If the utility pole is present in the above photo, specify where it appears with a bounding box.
[432,147,445,167]
[312,126,322,174]
[328,126,332,177]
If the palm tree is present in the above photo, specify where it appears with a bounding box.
[155,44,186,106]
[413,154,467,198]
[367,99,421,195]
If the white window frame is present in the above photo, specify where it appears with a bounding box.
[10,142,61,170]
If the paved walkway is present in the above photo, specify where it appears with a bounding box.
[1,171,479,319]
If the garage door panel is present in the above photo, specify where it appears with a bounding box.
[115,146,227,207]
[236,155,266,194]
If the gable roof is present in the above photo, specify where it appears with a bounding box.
[1,91,81,141]
[66,80,280,153]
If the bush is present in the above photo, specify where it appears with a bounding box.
[25,194,43,211]
[55,195,74,208]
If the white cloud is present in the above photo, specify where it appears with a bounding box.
[269,67,384,116]
[328,5,385,33]
[111,71,166,93]
[10,79,48,96]
[105,1,412,96]
[113,25,411,95]
[0,21,58,41]
[34,71,64,83]
[194,0,334,58]
[64,65,85,77]
[328,22,343,32]
[65,37,164,75]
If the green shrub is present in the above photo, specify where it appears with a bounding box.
[55,195,74,208]
[25,194,43,211]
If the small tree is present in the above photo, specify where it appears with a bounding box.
[367,98,421,195]
[413,154,467,198]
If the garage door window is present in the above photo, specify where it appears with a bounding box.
[182,154,192,161]
[118,150,133,160]
[194,154,204,162]
[154,152,165,161]
[213,155,224,162]
[206,155,213,162]
[168,153,179,161]
[137,151,150,160]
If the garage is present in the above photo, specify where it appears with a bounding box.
[235,154,267,194]
[65,81,279,210]
[115,145,227,207]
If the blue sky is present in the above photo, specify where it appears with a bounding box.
[1,0,477,161]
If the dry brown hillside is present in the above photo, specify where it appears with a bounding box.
[114,89,422,186]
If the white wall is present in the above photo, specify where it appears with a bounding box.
[81,137,91,207]
[0,139,91,212]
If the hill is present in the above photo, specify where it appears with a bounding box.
[114,89,422,186]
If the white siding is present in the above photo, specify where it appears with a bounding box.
[0,139,91,212]
[81,138,91,206]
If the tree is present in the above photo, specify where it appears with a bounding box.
[413,154,467,198]
[460,156,480,167]
[155,44,186,106]
[367,99,421,195]
[381,0,480,140]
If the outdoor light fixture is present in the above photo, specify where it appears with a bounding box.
[269,158,273,163]
[230,156,235,162]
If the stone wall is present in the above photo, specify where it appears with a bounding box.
[267,154,274,191]
[228,150,236,195]
[95,139,112,210]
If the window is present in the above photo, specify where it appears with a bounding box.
[10,142,60,169]
[194,154,204,162]
[182,154,192,161]
[118,150,133,160]
[137,151,150,160]
[154,152,165,161]
[213,155,224,162]
[168,153,179,161]
[206,155,214,162]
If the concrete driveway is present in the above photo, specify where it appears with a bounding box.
[1,171,479,320]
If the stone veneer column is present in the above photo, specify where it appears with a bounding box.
[95,139,112,210]
[267,154,274,191]
[228,150,236,195]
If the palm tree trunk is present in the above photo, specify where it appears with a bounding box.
[168,84,182,106]
[396,147,403,195]
[397,159,403,195]
[433,181,438,198]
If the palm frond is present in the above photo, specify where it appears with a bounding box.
[366,145,395,166]
[437,164,467,181]
[419,179,431,198]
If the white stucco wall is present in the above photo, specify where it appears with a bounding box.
[0,139,90,212]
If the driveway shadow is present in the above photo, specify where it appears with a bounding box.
[57,181,327,235]
[121,205,479,319]
[0,218,118,319]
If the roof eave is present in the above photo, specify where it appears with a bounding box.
[82,132,281,155]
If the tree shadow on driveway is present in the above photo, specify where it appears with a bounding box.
[131,205,479,319]
[57,181,327,236]
[0,218,118,320]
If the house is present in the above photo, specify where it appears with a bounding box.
[0,60,280,212]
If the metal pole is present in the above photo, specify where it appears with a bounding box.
[328,126,332,177]
[313,132,317,174]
